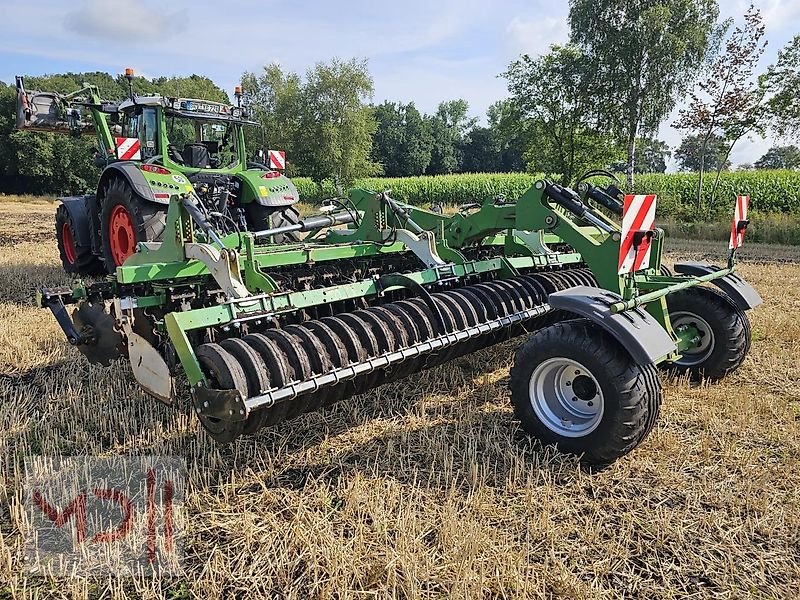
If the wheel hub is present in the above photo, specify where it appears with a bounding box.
[109,205,136,266]
[61,222,76,264]
[672,311,714,366]
[528,357,604,437]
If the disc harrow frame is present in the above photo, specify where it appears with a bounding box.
[38,178,762,464]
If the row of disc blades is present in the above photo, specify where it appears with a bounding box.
[195,267,597,442]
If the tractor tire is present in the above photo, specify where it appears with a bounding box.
[510,320,662,465]
[245,203,301,243]
[55,204,104,276]
[663,286,751,382]
[100,178,166,272]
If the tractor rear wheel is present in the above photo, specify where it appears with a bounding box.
[245,203,301,243]
[55,204,104,276]
[100,179,166,272]
[663,286,751,381]
[510,320,662,465]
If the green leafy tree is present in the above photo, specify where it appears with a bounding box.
[372,101,433,176]
[401,103,433,175]
[487,100,527,172]
[152,75,230,103]
[674,133,731,172]
[766,35,800,136]
[242,64,304,173]
[569,0,718,186]
[613,138,671,173]
[504,45,623,185]
[459,127,501,173]
[243,58,378,185]
[427,100,477,175]
[754,146,800,170]
[674,5,768,210]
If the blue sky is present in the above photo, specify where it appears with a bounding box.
[1,0,798,169]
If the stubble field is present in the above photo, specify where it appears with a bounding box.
[0,200,799,599]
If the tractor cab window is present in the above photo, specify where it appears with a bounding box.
[166,119,240,169]
[120,108,158,159]
[139,107,158,159]
[122,111,139,139]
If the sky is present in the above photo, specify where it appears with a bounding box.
[0,0,798,170]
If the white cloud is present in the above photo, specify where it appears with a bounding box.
[506,15,569,57]
[65,0,187,41]
[759,0,800,29]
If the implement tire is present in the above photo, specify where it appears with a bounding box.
[100,178,166,272]
[663,286,751,382]
[510,320,662,465]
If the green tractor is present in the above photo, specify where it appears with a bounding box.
[15,69,300,275]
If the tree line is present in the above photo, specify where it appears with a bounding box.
[1,0,799,210]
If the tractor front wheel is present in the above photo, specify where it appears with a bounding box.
[100,179,166,272]
[55,204,103,276]
[510,320,662,465]
[663,286,751,381]
[245,203,302,243]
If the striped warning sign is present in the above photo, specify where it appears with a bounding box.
[115,137,141,161]
[268,149,286,170]
[618,194,658,275]
[729,195,749,249]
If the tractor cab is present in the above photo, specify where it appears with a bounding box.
[115,96,257,173]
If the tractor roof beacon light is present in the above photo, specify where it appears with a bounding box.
[124,67,135,103]
[234,85,242,108]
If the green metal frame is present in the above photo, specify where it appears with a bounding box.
[52,182,742,394]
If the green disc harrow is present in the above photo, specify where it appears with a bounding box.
[39,177,761,464]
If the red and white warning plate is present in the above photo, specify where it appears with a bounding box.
[729,195,749,249]
[618,194,658,275]
[115,137,141,161]
[268,149,286,170]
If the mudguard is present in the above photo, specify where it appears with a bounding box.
[237,170,299,208]
[97,162,165,205]
[548,286,677,365]
[59,196,93,247]
[673,261,762,311]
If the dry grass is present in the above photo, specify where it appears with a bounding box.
[0,201,799,599]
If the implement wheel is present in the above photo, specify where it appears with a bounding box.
[100,179,166,272]
[664,286,751,381]
[55,204,103,275]
[510,320,662,465]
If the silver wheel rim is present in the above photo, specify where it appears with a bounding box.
[672,311,715,366]
[528,357,604,437]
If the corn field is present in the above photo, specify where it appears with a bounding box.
[293,171,800,218]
